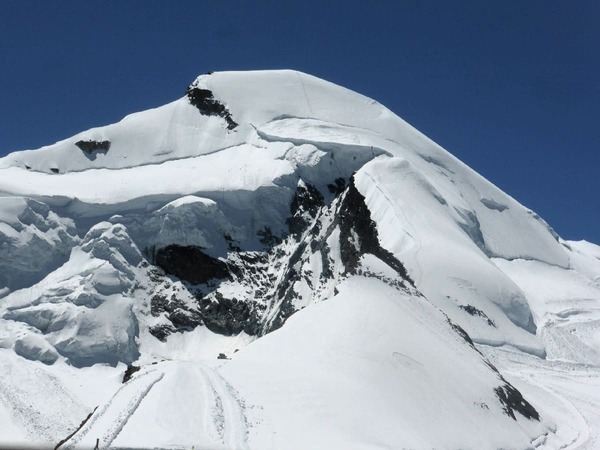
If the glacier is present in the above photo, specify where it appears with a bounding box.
[0,70,599,449]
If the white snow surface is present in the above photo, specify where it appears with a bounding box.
[0,69,599,449]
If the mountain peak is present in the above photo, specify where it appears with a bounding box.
[1,70,599,449]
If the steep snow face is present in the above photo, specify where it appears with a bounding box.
[0,70,599,449]
[355,157,546,354]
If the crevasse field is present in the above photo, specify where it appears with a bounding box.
[1,70,599,449]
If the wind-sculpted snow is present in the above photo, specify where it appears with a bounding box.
[0,222,142,367]
[0,197,78,297]
[13,333,59,364]
[0,69,599,449]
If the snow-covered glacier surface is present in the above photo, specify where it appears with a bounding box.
[1,70,599,449]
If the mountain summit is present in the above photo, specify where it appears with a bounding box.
[1,70,599,449]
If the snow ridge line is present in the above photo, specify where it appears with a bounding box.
[295,71,313,116]
[361,170,423,285]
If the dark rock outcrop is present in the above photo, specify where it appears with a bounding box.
[185,86,238,130]
[338,176,413,284]
[286,183,325,236]
[494,383,540,421]
[446,316,540,422]
[122,364,140,383]
[327,177,346,196]
[257,226,282,248]
[448,319,475,348]
[198,292,262,336]
[147,176,413,340]
[75,140,111,154]
[154,245,229,285]
[149,324,176,342]
[459,304,497,327]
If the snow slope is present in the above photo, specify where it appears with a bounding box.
[0,70,599,449]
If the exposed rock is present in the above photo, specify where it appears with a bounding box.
[144,176,413,340]
[149,324,176,342]
[122,364,141,383]
[224,234,241,252]
[75,140,111,154]
[185,86,238,130]
[338,176,413,284]
[445,315,540,421]
[494,383,540,421]
[168,308,202,330]
[448,319,475,348]
[257,226,282,248]
[459,304,497,327]
[198,292,261,336]
[327,177,346,196]
[154,245,229,285]
[149,289,203,334]
[150,293,169,317]
[286,182,324,236]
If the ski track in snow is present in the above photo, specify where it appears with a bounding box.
[541,370,600,450]
[62,363,248,450]
[200,364,250,450]
[63,369,165,449]
[528,373,590,450]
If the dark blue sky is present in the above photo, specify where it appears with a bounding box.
[1,1,598,243]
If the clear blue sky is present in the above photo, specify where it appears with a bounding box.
[1,1,598,243]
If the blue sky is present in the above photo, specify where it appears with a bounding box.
[0,1,598,243]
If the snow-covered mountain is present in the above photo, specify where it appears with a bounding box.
[1,70,599,449]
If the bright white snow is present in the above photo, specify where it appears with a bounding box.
[0,69,598,449]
